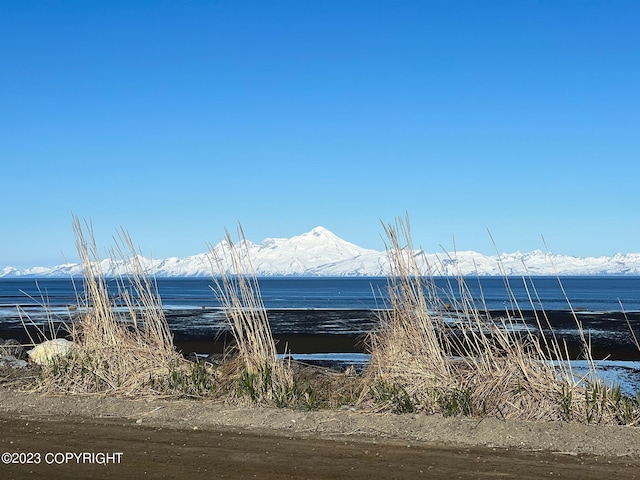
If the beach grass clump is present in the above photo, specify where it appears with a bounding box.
[158,360,219,397]
[291,362,364,410]
[207,225,300,406]
[363,216,640,424]
[32,217,199,396]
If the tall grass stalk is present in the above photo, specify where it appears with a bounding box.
[18,280,72,347]
[207,224,294,404]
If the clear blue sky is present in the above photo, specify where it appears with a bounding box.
[2,1,638,268]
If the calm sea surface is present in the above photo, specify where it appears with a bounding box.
[2,276,640,310]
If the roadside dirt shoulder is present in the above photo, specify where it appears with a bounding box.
[2,388,640,458]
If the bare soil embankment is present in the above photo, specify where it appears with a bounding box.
[1,388,640,479]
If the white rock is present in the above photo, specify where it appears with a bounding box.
[27,339,75,366]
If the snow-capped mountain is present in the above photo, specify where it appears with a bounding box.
[2,227,640,277]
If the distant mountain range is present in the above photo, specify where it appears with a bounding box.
[2,226,640,277]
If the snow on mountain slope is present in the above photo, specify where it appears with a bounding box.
[1,227,640,277]
[250,227,379,275]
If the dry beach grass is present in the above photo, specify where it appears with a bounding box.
[29,217,190,396]
[364,217,640,424]
[206,225,297,405]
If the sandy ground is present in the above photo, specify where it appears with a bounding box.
[1,388,640,479]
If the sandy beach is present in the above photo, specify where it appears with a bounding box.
[1,388,640,479]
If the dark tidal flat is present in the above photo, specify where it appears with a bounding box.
[4,309,640,361]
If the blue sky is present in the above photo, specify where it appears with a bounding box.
[2,1,638,268]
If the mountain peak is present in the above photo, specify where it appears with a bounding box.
[308,226,335,238]
[285,227,368,255]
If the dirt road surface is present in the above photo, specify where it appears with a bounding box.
[1,389,640,479]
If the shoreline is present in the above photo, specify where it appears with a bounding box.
[6,330,640,361]
[4,308,640,360]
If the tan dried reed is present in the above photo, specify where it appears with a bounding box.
[364,215,639,424]
[207,224,294,404]
[33,216,189,396]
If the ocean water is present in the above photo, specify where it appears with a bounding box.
[2,276,639,337]
[1,276,640,393]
